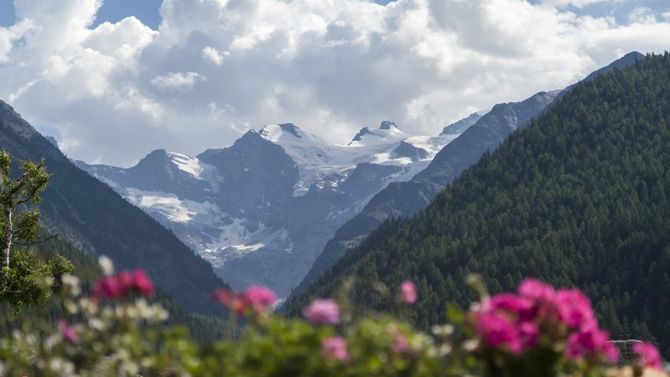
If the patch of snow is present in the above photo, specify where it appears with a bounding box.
[232,243,265,252]
[125,188,218,223]
[198,217,292,266]
[168,152,205,178]
[404,135,460,158]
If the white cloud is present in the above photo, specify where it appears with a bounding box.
[151,72,206,90]
[540,0,622,8]
[202,46,227,65]
[0,0,669,166]
[0,20,31,63]
[628,7,658,24]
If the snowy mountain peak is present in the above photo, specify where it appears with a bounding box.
[348,122,405,147]
[278,123,301,138]
[135,149,170,167]
[379,121,399,130]
[349,127,372,143]
[259,123,303,140]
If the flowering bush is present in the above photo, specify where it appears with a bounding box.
[0,259,666,377]
[468,278,621,376]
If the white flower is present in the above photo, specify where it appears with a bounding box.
[98,255,114,276]
[61,274,81,296]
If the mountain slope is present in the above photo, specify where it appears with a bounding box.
[286,53,670,354]
[291,52,645,298]
[292,91,558,297]
[0,101,227,315]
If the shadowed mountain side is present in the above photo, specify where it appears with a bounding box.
[0,101,228,315]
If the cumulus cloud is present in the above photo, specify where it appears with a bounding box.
[202,46,227,65]
[151,72,206,90]
[628,7,658,24]
[540,0,618,8]
[0,0,669,166]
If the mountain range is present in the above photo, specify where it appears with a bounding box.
[74,52,644,303]
[76,119,476,298]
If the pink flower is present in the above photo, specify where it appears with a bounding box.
[117,271,134,291]
[241,285,277,313]
[92,269,155,300]
[555,289,596,329]
[633,342,663,370]
[387,325,410,354]
[400,281,417,304]
[392,334,410,354]
[213,289,246,315]
[304,299,340,325]
[475,311,524,354]
[322,337,350,361]
[486,293,536,322]
[518,279,555,302]
[566,325,618,363]
[213,286,276,315]
[92,275,123,300]
[132,269,155,297]
[58,321,77,344]
[519,321,539,348]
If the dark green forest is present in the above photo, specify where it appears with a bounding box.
[288,53,670,355]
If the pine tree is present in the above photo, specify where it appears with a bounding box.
[0,151,50,272]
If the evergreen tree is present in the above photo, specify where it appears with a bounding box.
[0,151,50,271]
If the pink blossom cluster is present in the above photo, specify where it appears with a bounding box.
[303,299,340,325]
[58,321,78,344]
[92,269,155,300]
[388,325,410,354]
[472,279,618,362]
[633,342,663,370]
[322,336,350,361]
[400,281,417,304]
[213,285,277,315]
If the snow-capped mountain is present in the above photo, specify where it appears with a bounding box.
[76,119,473,298]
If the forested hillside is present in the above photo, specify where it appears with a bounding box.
[292,52,644,298]
[288,53,670,355]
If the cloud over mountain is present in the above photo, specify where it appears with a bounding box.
[0,0,668,166]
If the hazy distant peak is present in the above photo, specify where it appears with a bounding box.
[259,123,304,141]
[348,122,405,146]
[350,127,372,143]
[440,113,482,135]
[379,121,399,130]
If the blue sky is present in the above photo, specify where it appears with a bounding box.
[1,0,163,28]
[0,0,394,28]
[1,0,668,29]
